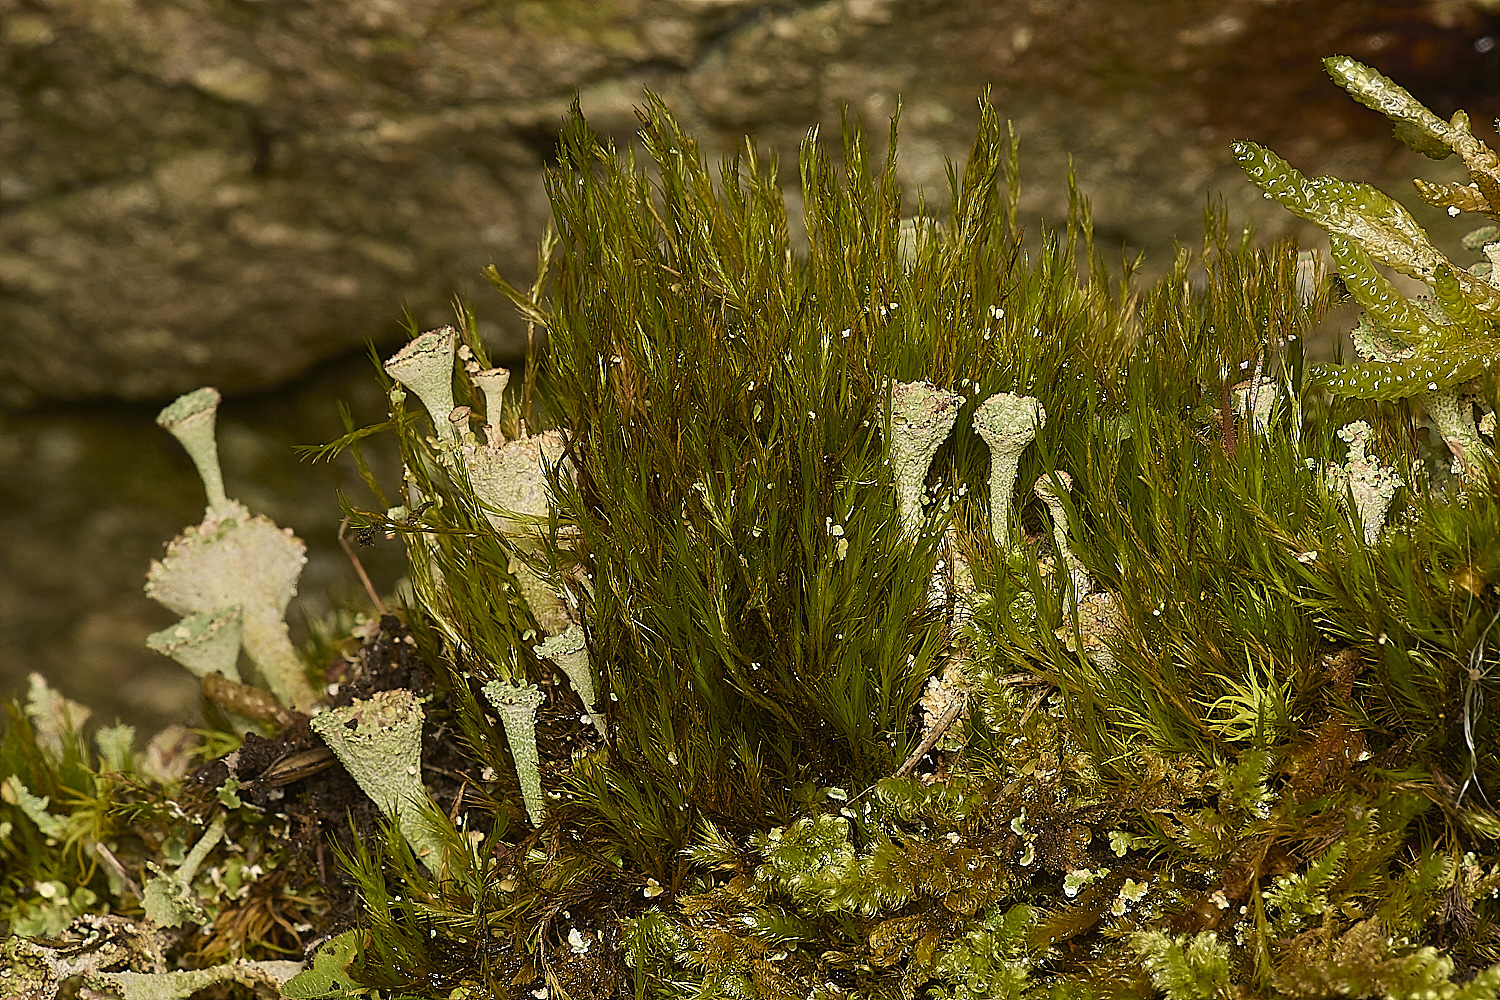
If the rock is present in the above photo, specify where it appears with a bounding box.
[2,0,1497,403]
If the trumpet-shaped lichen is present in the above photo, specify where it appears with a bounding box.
[154,387,232,516]
[145,505,315,712]
[534,624,604,740]
[481,680,546,825]
[464,426,575,635]
[887,380,963,538]
[144,606,242,682]
[309,689,446,871]
[972,392,1045,551]
[146,387,317,711]
[384,327,459,447]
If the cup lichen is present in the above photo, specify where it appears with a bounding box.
[155,387,231,517]
[463,427,575,635]
[145,504,316,713]
[534,624,604,740]
[309,689,446,871]
[383,327,460,448]
[886,380,963,538]
[144,606,243,683]
[972,392,1045,551]
[11,69,1500,1000]
[481,680,546,825]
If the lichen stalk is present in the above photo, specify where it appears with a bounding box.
[309,689,446,871]
[141,814,226,928]
[384,327,459,447]
[972,393,1046,551]
[464,428,575,633]
[886,380,963,539]
[156,387,230,516]
[482,681,547,825]
[1034,471,1092,612]
[535,624,605,740]
[471,367,511,448]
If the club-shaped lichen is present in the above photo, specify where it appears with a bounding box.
[384,327,459,448]
[147,388,318,713]
[534,624,604,740]
[886,380,963,538]
[972,392,1046,551]
[482,680,547,825]
[309,689,445,871]
[144,606,243,683]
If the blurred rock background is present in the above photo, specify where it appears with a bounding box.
[3,0,1499,731]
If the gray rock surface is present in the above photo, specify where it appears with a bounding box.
[5,0,1500,403]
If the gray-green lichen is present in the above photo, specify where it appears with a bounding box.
[309,689,446,871]
[0,774,66,839]
[1033,471,1090,608]
[971,392,1045,551]
[154,387,231,517]
[145,504,314,712]
[481,680,546,826]
[144,606,242,682]
[24,672,91,759]
[887,380,963,538]
[1230,376,1275,434]
[534,623,604,740]
[140,815,225,929]
[384,327,460,448]
[463,426,576,635]
[1327,420,1404,543]
[146,387,318,711]
[470,366,511,448]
